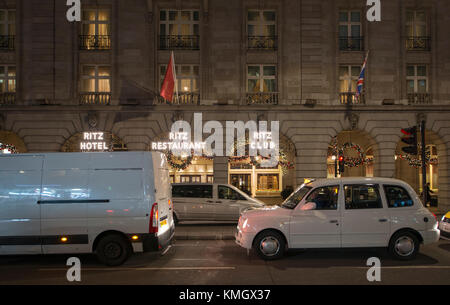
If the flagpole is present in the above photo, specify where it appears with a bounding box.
[362,50,369,103]
[356,50,369,103]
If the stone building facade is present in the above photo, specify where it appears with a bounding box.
[0,0,449,211]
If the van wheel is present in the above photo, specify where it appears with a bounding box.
[389,231,420,260]
[253,230,285,260]
[96,234,132,266]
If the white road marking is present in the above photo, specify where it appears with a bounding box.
[39,266,236,272]
[173,258,213,261]
[334,266,450,269]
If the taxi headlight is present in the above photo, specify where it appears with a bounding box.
[243,218,248,229]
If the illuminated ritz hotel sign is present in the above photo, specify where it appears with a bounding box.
[80,132,108,151]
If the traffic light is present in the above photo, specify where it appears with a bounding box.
[401,126,417,155]
[338,155,345,174]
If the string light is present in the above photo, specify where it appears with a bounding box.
[0,143,18,154]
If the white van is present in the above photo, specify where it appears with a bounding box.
[0,151,174,266]
[236,177,440,260]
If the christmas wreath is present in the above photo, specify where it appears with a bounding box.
[0,143,18,154]
[337,142,372,168]
[166,150,193,171]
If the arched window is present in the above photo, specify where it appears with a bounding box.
[0,130,26,153]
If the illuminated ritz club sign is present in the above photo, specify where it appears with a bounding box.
[251,132,276,150]
[80,132,108,151]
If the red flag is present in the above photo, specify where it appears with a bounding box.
[160,52,177,102]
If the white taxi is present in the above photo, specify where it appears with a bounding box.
[236,177,440,260]
[439,212,450,239]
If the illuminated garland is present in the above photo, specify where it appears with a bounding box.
[166,150,214,171]
[332,140,439,169]
[396,153,438,168]
[228,139,294,174]
[0,143,18,154]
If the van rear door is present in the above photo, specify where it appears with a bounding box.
[152,152,174,243]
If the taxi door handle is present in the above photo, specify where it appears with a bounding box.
[329,220,339,224]
[379,218,388,222]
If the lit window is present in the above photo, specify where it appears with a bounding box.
[247,65,276,93]
[81,65,111,93]
[0,66,16,93]
[81,9,111,50]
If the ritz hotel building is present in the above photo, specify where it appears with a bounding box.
[0,0,449,211]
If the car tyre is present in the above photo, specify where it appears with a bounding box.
[253,230,285,260]
[96,234,132,266]
[388,231,420,261]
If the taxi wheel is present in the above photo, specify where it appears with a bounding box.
[388,231,420,261]
[96,234,132,266]
[253,230,285,260]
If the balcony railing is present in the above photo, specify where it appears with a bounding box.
[339,36,364,51]
[155,92,200,105]
[407,93,432,105]
[159,35,200,50]
[406,37,431,51]
[79,35,111,50]
[80,92,111,105]
[0,92,16,105]
[339,92,365,105]
[246,92,279,105]
[247,36,278,51]
[0,35,14,50]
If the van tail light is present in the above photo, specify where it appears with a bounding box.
[149,202,159,234]
[432,213,438,222]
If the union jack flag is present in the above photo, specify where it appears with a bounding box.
[356,51,369,99]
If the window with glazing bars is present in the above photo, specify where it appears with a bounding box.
[159,10,199,50]
[247,10,277,50]
[0,10,15,50]
[338,11,363,51]
[80,9,111,50]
